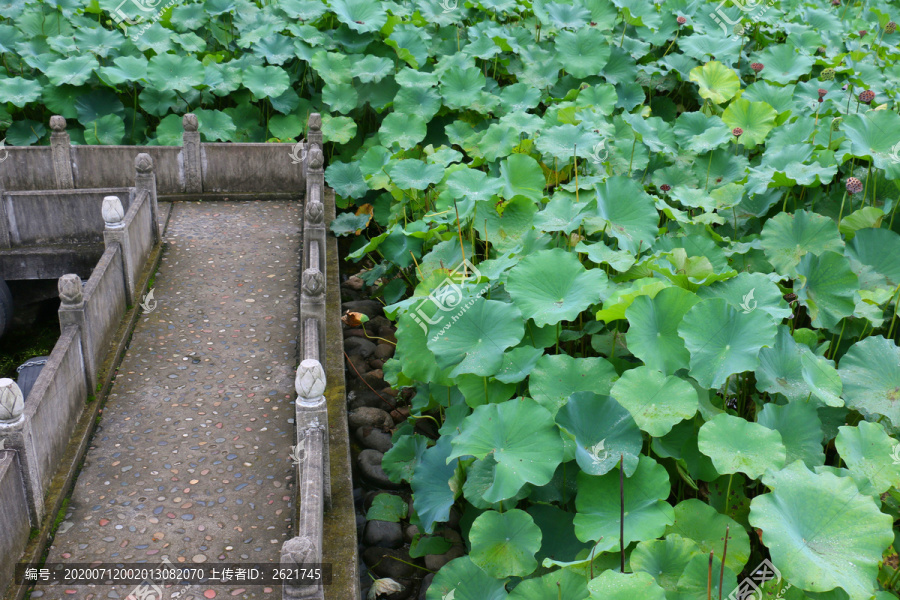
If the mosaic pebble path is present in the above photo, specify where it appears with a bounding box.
[38,200,303,599]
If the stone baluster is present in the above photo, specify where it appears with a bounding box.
[57,274,97,391]
[101,196,138,305]
[181,114,202,194]
[0,378,43,522]
[134,153,160,243]
[49,116,74,189]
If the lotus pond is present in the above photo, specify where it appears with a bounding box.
[3,0,900,596]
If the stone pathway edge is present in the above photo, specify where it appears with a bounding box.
[4,201,173,600]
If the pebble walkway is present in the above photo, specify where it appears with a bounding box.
[39,200,303,600]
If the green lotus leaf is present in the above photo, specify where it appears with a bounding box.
[678,297,778,389]
[320,115,357,144]
[474,196,538,254]
[535,124,602,162]
[411,435,460,534]
[325,161,368,200]
[759,210,844,276]
[441,66,486,110]
[309,51,351,85]
[721,99,777,147]
[757,43,815,84]
[83,114,125,145]
[795,251,859,330]
[499,154,545,202]
[393,86,441,122]
[493,347,544,385]
[366,492,408,522]
[533,192,591,234]
[426,556,509,600]
[448,398,565,503]
[444,168,503,202]
[469,509,541,578]
[241,65,290,99]
[622,114,678,157]
[839,207,884,240]
[528,354,618,417]
[379,112,427,150]
[394,298,452,387]
[835,421,900,495]
[477,124,520,162]
[508,567,588,600]
[756,325,843,407]
[689,61,741,105]
[757,401,826,469]
[698,413,787,480]
[845,227,900,287]
[839,336,900,431]
[147,53,205,93]
[462,454,529,509]
[664,499,750,573]
[611,367,699,437]
[555,27,611,78]
[321,82,357,114]
[98,55,148,85]
[697,272,791,323]
[330,0,386,32]
[596,278,669,323]
[586,571,666,600]
[841,110,900,176]
[575,454,674,551]
[625,287,700,375]
[630,535,700,593]
[192,108,236,142]
[555,391,642,477]
[673,112,732,153]
[506,248,609,327]
[583,176,659,254]
[349,55,393,83]
[382,434,429,484]
[576,240,636,272]
[541,1,591,29]
[671,552,737,600]
[388,159,444,190]
[749,461,894,599]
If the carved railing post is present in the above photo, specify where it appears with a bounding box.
[57,274,97,391]
[301,254,326,367]
[282,359,328,600]
[0,378,43,522]
[305,149,324,210]
[181,114,202,194]
[134,153,159,243]
[101,195,137,305]
[307,113,322,150]
[49,116,74,189]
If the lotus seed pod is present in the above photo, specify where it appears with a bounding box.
[677,15,686,25]
[660,184,672,192]
[733,23,745,36]
[750,62,764,73]
[732,127,744,137]
[102,196,125,227]
[831,117,842,130]
[845,177,863,194]
[0,378,24,422]
[820,68,835,80]
[295,359,326,400]
[858,90,875,104]
[886,21,897,34]
[818,88,828,97]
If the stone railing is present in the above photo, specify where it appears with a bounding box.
[0,156,159,594]
[281,113,331,600]
[0,115,308,199]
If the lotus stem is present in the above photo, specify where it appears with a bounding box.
[723,473,734,519]
[830,318,848,359]
[846,84,854,113]
[890,194,900,230]
[718,525,729,600]
[628,137,636,176]
[705,152,713,190]
[837,190,848,228]
[887,285,900,340]
[619,453,626,573]
[708,551,713,600]
[864,161,872,206]
[662,30,679,58]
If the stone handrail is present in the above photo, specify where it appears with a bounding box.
[282,113,330,600]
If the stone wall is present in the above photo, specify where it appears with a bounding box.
[0,115,305,198]
[0,452,31,592]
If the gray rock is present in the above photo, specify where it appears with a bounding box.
[362,547,419,579]
[403,524,419,544]
[418,574,434,600]
[363,519,403,549]
[374,343,395,360]
[424,544,465,571]
[343,300,384,318]
[356,425,393,453]
[348,390,389,411]
[345,336,377,358]
[357,449,402,490]
[349,407,393,430]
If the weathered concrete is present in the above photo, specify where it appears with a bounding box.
[0,452,30,592]
[40,200,303,598]
[0,243,104,281]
